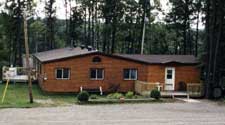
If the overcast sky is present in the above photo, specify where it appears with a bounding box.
[0,0,204,28]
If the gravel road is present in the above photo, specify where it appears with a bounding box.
[0,100,225,125]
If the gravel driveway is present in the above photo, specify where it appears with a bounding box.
[0,100,225,125]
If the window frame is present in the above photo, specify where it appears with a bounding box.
[166,69,173,79]
[123,68,138,80]
[55,68,70,80]
[90,68,104,80]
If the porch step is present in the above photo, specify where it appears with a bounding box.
[176,98,200,103]
[161,91,190,99]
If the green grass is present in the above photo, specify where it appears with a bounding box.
[0,83,76,108]
[0,83,173,108]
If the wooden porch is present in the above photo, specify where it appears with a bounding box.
[135,80,203,98]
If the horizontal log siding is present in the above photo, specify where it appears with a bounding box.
[39,54,148,92]
[38,54,200,92]
[147,64,200,91]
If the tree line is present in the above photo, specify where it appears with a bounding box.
[0,0,204,64]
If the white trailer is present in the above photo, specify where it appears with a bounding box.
[2,66,35,82]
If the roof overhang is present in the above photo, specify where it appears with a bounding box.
[33,52,199,65]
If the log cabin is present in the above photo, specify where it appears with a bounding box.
[33,47,200,93]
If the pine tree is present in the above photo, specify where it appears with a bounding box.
[166,0,195,55]
[4,0,34,66]
[204,0,225,98]
[45,0,56,50]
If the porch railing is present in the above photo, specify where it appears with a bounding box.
[135,80,162,95]
[187,83,203,97]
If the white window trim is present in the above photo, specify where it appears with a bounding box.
[124,69,138,80]
[166,69,173,79]
[90,69,104,80]
[55,68,70,80]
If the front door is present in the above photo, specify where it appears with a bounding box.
[165,67,175,91]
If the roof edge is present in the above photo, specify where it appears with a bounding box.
[34,52,199,65]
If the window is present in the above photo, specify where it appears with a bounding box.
[123,69,137,80]
[55,68,70,79]
[167,70,173,79]
[90,68,104,80]
[92,56,101,63]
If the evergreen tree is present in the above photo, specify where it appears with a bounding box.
[166,0,195,55]
[204,0,225,98]
[45,0,56,50]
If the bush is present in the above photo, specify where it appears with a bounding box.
[133,95,140,99]
[77,91,89,102]
[107,93,124,99]
[90,94,98,99]
[125,91,134,99]
[150,89,161,100]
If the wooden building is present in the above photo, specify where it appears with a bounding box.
[33,47,200,93]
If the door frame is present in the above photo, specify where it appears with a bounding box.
[164,67,175,91]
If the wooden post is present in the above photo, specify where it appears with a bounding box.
[1,79,10,103]
[23,13,33,103]
[140,0,147,55]
[141,19,146,55]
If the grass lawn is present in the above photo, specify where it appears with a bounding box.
[0,83,174,108]
[0,83,76,108]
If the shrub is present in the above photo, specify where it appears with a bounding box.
[90,94,98,99]
[133,95,140,99]
[125,91,134,99]
[107,93,124,99]
[77,91,89,102]
[150,89,161,100]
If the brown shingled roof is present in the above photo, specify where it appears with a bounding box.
[33,47,199,64]
[115,54,199,64]
[34,47,98,62]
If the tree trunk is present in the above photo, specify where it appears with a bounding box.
[140,0,147,54]
[16,0,22,66]
[88,6,91,46]
[103,19,109,53]
[206,0,216,99]
[91,2,95,48]
[95,1,99,49]
[195,8,200,57]
[84,7,87,45]
[111,8,117,54]
[212,1,224,84]
[183,0,189,55]
[111,23,116,54]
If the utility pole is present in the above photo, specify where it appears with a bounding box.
[23,12,33,103]
[65,0,69,45]
[141,17,146,54]
[141,0,147,54]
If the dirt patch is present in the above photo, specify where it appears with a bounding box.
[35,99,54,105]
